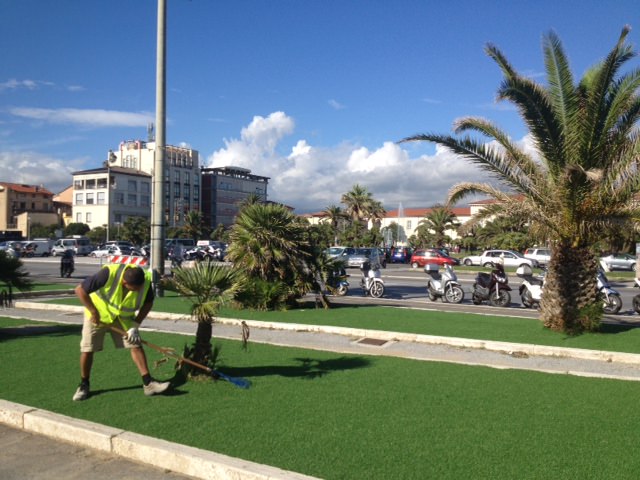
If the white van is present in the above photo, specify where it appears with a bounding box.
[22,240,54,257]
[52,236,93,256]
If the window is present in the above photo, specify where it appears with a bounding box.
[74,179,83,190]
[75,193,83,205]
[407,220,412,230]
[128,180,137,192]
[76,212,82,223]
[141,182,150,194]
[174,184,180,197]
[174,170,180,182]
[127,194,137,206]
[97,177,107,189]
[97,192,106,205]
[115,192,125,205]
[86,193,94,205]
[85,179,96,189]
[86,212,92,223]
[124,154,137,169]
[141,195,150,207]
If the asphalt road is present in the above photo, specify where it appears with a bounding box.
[17,257,640,320]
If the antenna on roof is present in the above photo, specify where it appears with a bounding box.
[147,122,155,142]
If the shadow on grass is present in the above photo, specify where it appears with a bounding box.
[599,322,640,334]
[0,324,81,343]
[222,355,372,381]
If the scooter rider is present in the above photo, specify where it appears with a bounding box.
[60,249,75,277]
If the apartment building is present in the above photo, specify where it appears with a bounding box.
[72,166,152,239]
[200,166,269,228]
[0,182,58,237]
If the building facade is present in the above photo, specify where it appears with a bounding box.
[0,182,57,237]
[109,140,201,227]
[72,166,152,240]
[200,166,269,228]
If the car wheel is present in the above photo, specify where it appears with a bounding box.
[411,262,419,269]
[483,262,494,268]
[464,259,472,266]
[630,263,636,271]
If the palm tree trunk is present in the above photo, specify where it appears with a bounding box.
[540,242,601,333]
[193,320,213,366]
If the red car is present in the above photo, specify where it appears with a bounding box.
[410,249,460,268]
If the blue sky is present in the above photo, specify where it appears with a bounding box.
[1,0,638,213]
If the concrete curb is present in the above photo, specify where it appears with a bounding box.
[0,399,319,480]
[14,300,640,367]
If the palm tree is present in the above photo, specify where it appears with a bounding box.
[322,205,346,246]
[164,262,241,367]
[417,205,460,248]
[341,184,374,225]
[402,27,640,333]
[182,210,204,242]
[0,250,32,300]
[226,203,313,308]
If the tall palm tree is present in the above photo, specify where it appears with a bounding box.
[417,205,460,248]
[164,262,241,367]
[341,184,374,224]
[402,27,640,333]
[322,205,346,246]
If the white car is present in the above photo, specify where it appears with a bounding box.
[524,247,551,266]
[462,249,538,268]
[599,253,636,271]
[89,246,132,258]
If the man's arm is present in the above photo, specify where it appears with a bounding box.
[135,300,154,325]
[75,284,100,325]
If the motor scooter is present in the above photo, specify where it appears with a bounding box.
[326,267,350,296]
[632,278,640,314]
[425,263,464,303]
[60,250,75,278]
[360,260,384,298]
[597,269,622,314]
[471,263,511,307]
[517,264,545,309]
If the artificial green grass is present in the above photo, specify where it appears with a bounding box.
[42,294,640,355]
[2,317,640,479]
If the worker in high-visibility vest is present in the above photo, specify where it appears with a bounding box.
[72,264,170,401]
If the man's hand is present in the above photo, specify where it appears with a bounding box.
[125,327,141,345]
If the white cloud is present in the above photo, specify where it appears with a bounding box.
[328,99,345,110]
[9,107,154,127]
[0,79,39,91]
[207,111,500,213]
[0,150,82,193]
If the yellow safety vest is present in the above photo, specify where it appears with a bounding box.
[88,264,152,330]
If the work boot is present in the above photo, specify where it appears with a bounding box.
[143,380,171,396]
[72,382,90,401]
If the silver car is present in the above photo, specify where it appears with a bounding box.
[599,253,636,271]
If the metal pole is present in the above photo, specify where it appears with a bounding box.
[151,0,166,296]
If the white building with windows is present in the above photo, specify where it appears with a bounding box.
[72,166,151,240]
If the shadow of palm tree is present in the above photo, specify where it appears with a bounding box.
[222,355,372,381]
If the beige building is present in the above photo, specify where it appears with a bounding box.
[0,182,58,238]
[72,166,152,240]
[109,140,201,226]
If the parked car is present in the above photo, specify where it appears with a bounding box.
[599,253,636,271]
[391,247,412,264]
[324,246,355,260]
[89,245,133,258]
[524,247,551,266]
[346,247,385,268]
[462,249,538,269]
[410,249,460,269]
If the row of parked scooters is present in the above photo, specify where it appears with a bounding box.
[424,262,638,314]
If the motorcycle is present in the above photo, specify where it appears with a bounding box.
[60,250,75,278]
[360,260,385,298]
[471,263,511,307]
[517,264,545,309]
[326,268,350,296]
[597,269,622,314]
[425,263,464,303]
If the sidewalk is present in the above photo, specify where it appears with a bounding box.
[3,301,640,479]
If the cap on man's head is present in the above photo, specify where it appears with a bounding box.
[123,266,145,286]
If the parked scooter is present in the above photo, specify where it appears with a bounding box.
[425,263,464,303]
[517,264,545,309]
[60,250,75,278]
[597,268,622,314]
[360,259,385,298]
[326,267,350,296]
[471,263,511,307]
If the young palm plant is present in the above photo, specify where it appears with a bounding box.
[164,261,242,368]
[402,27,640,333]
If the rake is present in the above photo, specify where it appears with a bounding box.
[105,323,251,389]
